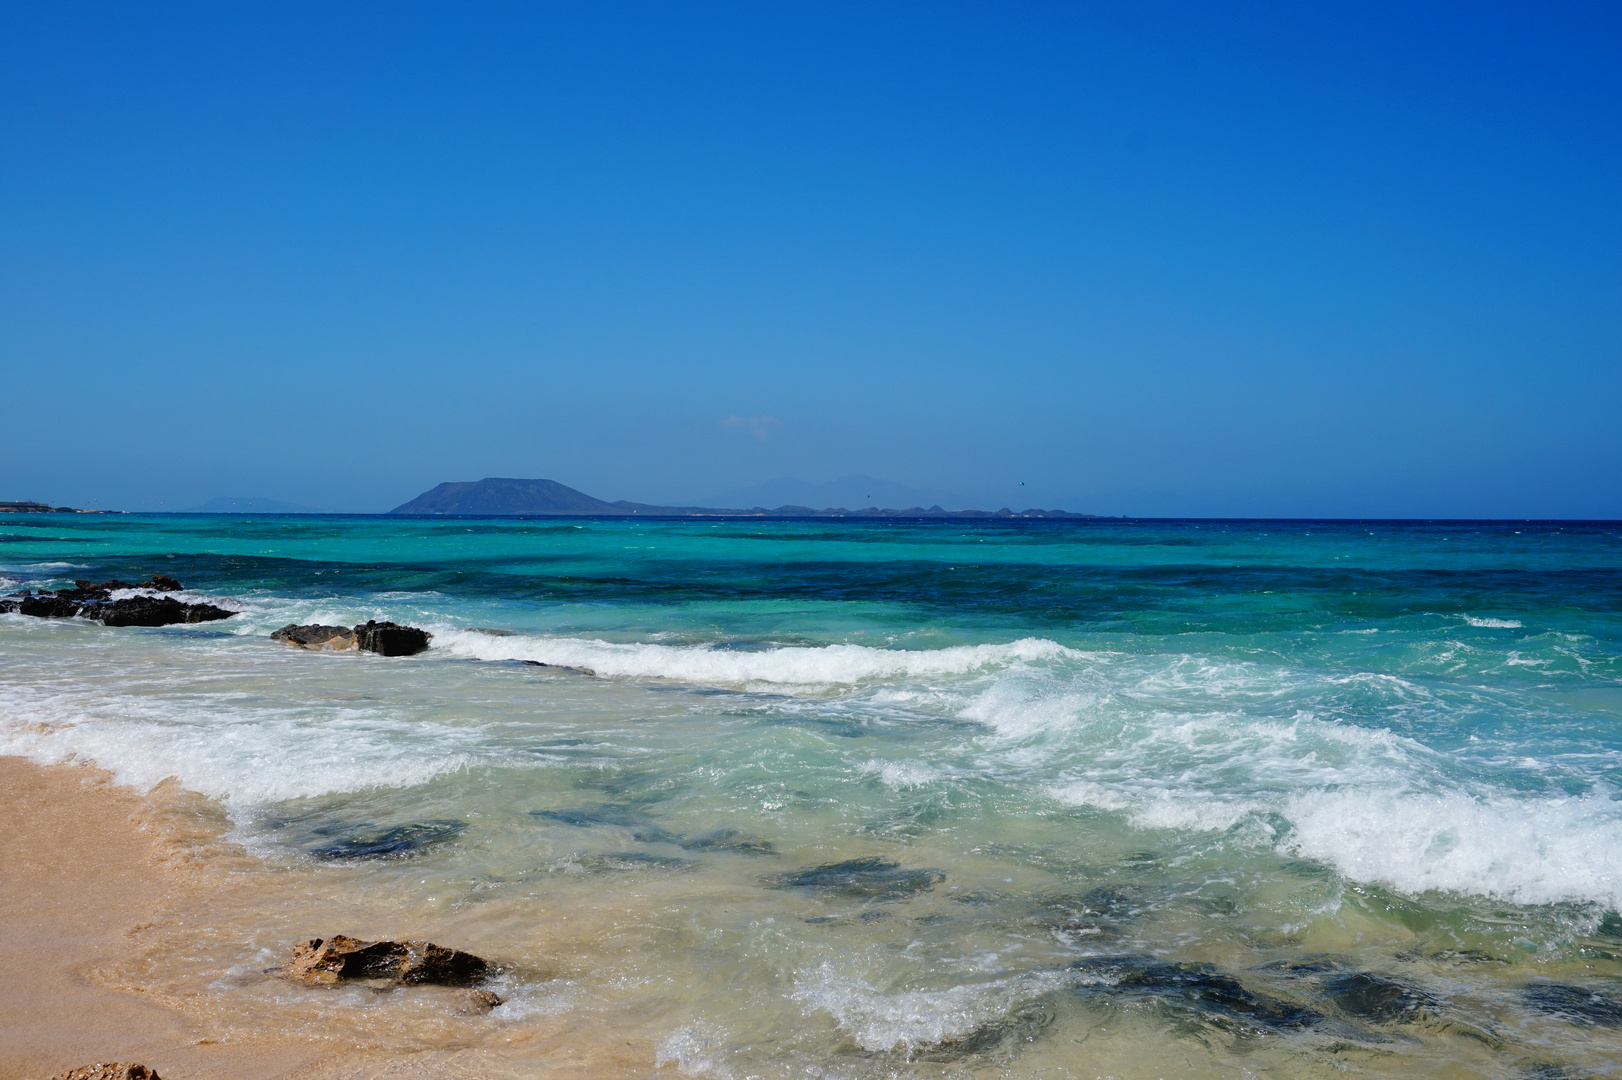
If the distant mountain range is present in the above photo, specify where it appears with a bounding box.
[389,477,1092,518]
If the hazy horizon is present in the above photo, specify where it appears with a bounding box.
[3,4,1618,518]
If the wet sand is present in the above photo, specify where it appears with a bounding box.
[0,757,654,1080]
[0,756,346,1079]
[0,755,681,1080]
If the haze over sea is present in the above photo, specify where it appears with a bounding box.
[4,510,1621,1077]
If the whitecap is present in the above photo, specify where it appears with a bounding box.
[1280,787,1622,910]
[432,629,1077,689]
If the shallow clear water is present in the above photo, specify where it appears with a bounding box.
[4,514,1621,1077]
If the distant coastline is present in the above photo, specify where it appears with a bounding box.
[388,477,1097,520]
[0,500,112,514]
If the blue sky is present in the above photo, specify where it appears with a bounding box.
[2,2,1618,516]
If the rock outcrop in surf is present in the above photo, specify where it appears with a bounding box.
[0,577,234,626]
[271,620,432,656]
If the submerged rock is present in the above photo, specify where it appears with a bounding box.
[49,1067,161,1080]
[306,819,466,860]
[679,827,777,855]
[529,805,774,853]
[530,805,672,840]
[272,623,356,649]
[1522,983,1622,1026]
[353,619,432,656]
[766,856,945,900]
[283,934,491,987]
[576,851,695,871]
[919,998,1058,1062]
[1320,971,1440,1024]
[1,576,234,626]
[460,988,506,1013]
[1070,954,1321,1032]
[523,659,598,675]
[1254,954,1353,975]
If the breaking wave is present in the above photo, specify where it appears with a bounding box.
[433,629,1077,688]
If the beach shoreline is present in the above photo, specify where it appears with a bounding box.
[0,755,657,1080]
[0,755,331,1079]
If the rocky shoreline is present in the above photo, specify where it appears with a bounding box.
[2,577,436,657]
[0,577,236,626]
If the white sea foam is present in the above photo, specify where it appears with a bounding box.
[433,629,1076,688]
[860,759,942,789]
[0,691,483,807]
[791,965,1071,1053]
[104,586,249,610]
[6,598,1618,913]
[1281,787,1622,910]
[1466,616,1523,629]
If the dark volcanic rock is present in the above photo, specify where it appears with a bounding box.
[1522,982,1622,1026]
[1071,955,1321,1032]
[307,820,466,860]
[97,596,235,627]
[283,934,491,987]
[8,594,83,617]
[49,1066,162,1080]
[272,623,356,650]
[766,856,945,899]
[353,619,431,656]
[59,579,132,601]
[2,575,235,626]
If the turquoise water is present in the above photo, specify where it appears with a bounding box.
[3,514,1621,1077]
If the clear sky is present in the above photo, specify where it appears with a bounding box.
[2,2,1618,516]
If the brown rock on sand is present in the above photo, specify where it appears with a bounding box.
[49,1065,162,1080]
[283,935,491,987]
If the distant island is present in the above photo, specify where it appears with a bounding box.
[0,500,107,514]
[390,478,1093,519]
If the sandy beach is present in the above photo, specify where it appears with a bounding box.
[0,756,343,1080]
[0,756,650,1080]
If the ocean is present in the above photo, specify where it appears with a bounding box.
[3,514,1621,1078]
